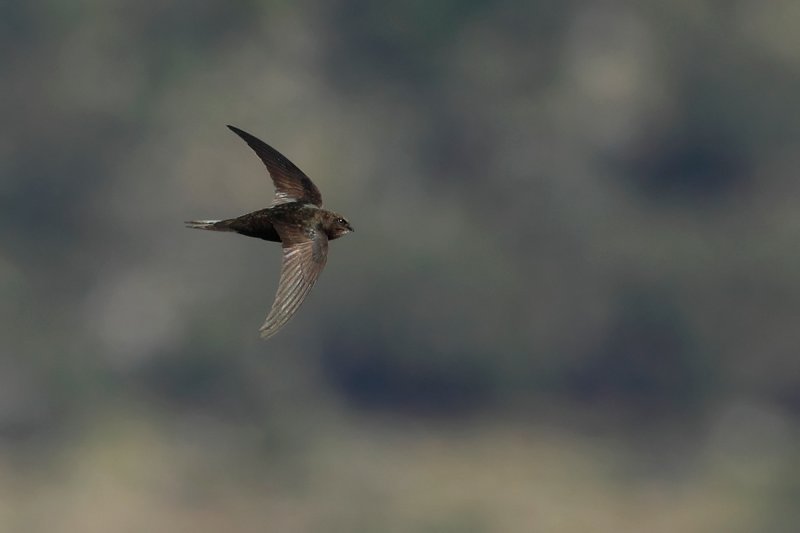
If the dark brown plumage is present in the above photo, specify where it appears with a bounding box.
[186,125,353,339]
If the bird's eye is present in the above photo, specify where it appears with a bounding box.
[338,218,346,225]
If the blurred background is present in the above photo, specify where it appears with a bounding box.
[2,1,799,531]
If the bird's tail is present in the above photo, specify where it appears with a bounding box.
[184,219,236,232]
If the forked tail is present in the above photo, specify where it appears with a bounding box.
[184,219,235,232]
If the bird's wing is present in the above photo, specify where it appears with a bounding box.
[227,125,323,207]
[259,224,329,339]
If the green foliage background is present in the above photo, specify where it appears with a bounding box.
[1,1,799,531]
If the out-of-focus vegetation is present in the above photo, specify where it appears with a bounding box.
[2,1,799,531]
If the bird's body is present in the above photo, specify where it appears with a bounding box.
[187,203,336,242]
[186,126,353,339]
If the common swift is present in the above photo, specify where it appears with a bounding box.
[186,125,353,339]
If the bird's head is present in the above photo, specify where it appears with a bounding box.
[325,212,354,240]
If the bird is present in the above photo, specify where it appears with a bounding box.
[186,125,353,339]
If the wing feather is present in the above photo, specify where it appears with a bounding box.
[227,125,323,207]
[259,225,329,339]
